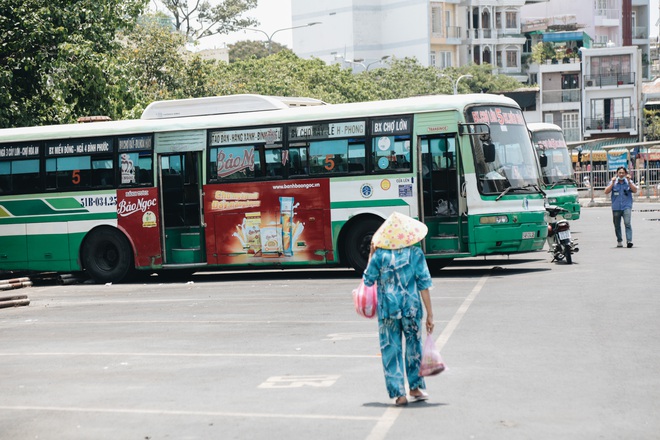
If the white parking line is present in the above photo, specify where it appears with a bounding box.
[0,352,381,359]
[0,405,379,422]
[365,275,489,440]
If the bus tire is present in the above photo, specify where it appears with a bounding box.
[427,258,453,272]
[344,217,383,273]
[82,228,134,284]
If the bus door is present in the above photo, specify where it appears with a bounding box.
[420,135,467,254]
[159,152,206,265]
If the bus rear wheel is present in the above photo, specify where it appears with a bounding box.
[427,258,453,273]
[82,228,134,284]
[344,217,383,273]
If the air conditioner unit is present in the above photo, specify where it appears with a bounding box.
[586,80,594,87]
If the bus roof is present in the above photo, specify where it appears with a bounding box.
[140,94,327,120]
[527,122,562,133]
[0,93,520,144]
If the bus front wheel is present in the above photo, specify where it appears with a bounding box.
[344,217,383,273]
[82,228,134,284]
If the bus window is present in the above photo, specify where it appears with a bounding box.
[0,159,40,194]
[372,135,411,172]
[0,161,8,192]
[120,151,153,186]
[118,135,153,187]
[287,146,309,176]
[210,145,259,181]
[265,147,283,177]
[347,142,366,172]
[92,159,114,187]
[309,140,348,174]
[46,156,91,190]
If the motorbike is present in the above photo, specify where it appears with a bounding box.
[545,206,578,264]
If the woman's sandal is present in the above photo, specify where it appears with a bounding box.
[394,396,408,406]
[409,389,429,401]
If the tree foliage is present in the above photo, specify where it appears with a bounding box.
[228,39,287,62]
[644,108,660,141]
[0,0,147,127]
[158,0,257,42]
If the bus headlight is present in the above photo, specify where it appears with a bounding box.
[479,215,509,224]
[548,197,557,204]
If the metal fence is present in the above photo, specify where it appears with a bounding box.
[574,167,660,199]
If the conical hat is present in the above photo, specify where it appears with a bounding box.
[372,212,428,250]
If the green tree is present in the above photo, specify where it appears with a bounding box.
[0,0,147,128]
[531,42,556,64]
[644,108,660,141]
[158,0,257,42]
[440,64,524,94]
[228,39,287,61]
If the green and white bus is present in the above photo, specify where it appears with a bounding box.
[0,94,548,283]
[528,122,581,220]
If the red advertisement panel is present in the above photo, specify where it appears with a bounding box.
[204,179,331,265]
[117,188,162,267]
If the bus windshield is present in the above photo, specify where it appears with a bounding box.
[466,105,541,195]
[532,130,575,186]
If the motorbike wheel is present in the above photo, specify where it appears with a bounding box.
[563,244,573,264]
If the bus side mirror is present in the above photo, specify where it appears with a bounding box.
[539,154,548,167]
[483,141,496,163]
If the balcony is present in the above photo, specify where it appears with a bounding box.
[467,28,495,40]
[542,89,581,104]
[584,117,636,132]
[431,26,462,45]
[594,9,620,27]
[584,72,635,87]
[633,26,649,40]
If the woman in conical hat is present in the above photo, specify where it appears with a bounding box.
[362,211,434,406]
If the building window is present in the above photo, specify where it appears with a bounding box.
[438,52,452,69]
[432,7,442,33]
[505,11,517,29]
[588,97,633,130]
[506,49,518,68]
[430,51,436,67]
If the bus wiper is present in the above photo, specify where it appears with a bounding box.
[549,178,577,190]
[496,184,543,201]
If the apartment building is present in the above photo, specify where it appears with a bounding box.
[581,46,643,140]
[290,0,544,78]
[522,0,651,78]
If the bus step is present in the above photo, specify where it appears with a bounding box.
[171,248,203,264]
[430,234,458,239]
[180,232,201,248]
[427,235,459,253]
[428,250,471,256]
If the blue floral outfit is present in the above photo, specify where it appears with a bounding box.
[363,246,433,398]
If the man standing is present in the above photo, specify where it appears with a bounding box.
[604,167,637,248]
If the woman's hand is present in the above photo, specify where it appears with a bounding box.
[426,314,434,334]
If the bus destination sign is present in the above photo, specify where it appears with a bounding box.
[46,137,114,156]
[0,143,40,159]
[119,135,153,151]
[289,121,366,141]
[210,127,282,146]
[371,117,412,136]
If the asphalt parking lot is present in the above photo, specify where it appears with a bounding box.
[1,203,659,440]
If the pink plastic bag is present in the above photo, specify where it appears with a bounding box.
[420,333,446,376]
[352,280,377,319]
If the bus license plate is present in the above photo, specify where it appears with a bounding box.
[522,231,535,239]
[558,231,571,240]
